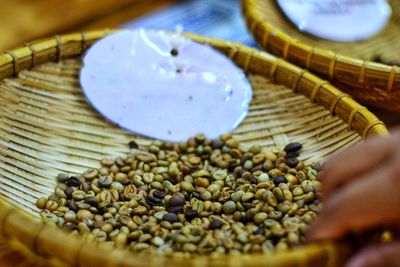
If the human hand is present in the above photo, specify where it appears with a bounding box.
[307,129,400,267]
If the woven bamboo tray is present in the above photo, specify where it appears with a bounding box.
[0,29,388,267]
[243,0,400,112]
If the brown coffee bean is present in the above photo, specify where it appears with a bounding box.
[163,213,179,223]
[169,194,185,207]
[209,219,223,230]
[284,143,302,153]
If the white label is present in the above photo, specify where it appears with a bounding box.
[80,30,252,142]
[277,0,392,42]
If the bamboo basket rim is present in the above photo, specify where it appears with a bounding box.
[242,0,400,93]
[0,29,388,267]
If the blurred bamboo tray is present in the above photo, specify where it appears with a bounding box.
[0,29,388,267]
[242,0,400,112]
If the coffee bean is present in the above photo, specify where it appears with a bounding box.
[285,151,299,158]
[286,158,299,168]
[64,187,74,199]
[170,48,179,57]
[145,196,162,206]
[169,194,185,207]
[153,190,166,199]
[209,219,223,230]
[284,143,302,153]
[273,176,287,185]
[98,206,108,215]
[184,209,198,221]
[212,140,224,149]
[85,197,98,207]
[163,213,179,223]
[128,140,139,149]
[167,206,182,213]
[68,200,78,212]
[65,177,81,187]
[240,155,252,166]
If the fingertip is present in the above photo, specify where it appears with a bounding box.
[318,162,340,199]
[306,216,346,242]
[345,256,365,267]
[306,224,331,242]
[318,168,327,180]
[306,227,330,242]
[345,242,400,267]
[345,247,379,267]
[319,160,332,176]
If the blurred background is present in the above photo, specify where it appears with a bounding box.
[0,0,175,51]
[0,0,252,52]
[0,0,398,125]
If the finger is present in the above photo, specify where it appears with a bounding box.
[307,161,400,241]
[346,242,400,267]
[320,134,395,200]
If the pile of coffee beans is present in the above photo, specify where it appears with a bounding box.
[36,134,321,256]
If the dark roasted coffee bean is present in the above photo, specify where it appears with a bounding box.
[119,192,126,202]
[240,155,252,166]
[209,219,223,230]
[182,191,190,200]
[371,55,382,62]
[284,143,302,153]
[285,151,299,158]
[65,177,81,187]
[85,197,98,207]
[169,194,185,207]
[170,48,179,57]
[153,190,166,199]
[146,196,162,206]
[228,162,237,172]
[212,140,224,149]
[64,187,74,199]
[167,206,182,213]
[184,209,198,221]
[286,158,299,168]
[273,176,287,185]
[128,140,139,149]
[238,169,247,178]
[163,212,179,223]
[98,206,108,215]
[68,200,78,212]
[239,213,249,223]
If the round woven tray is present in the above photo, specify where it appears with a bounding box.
[242,0,400,112]
[0,29,387,267]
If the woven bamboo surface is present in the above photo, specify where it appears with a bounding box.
[0,29,388,266]
[243,0,400,111]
